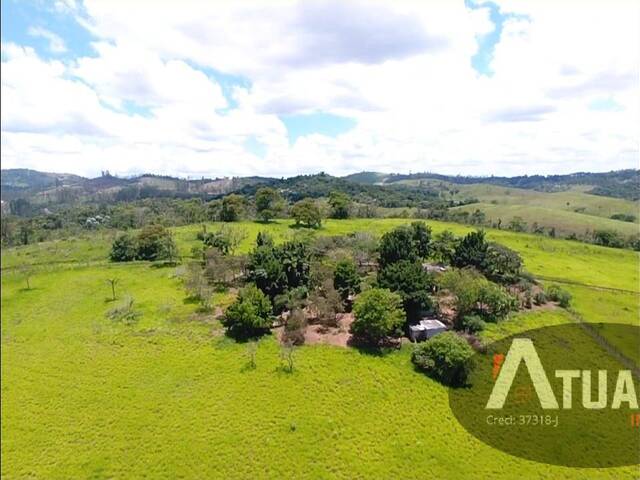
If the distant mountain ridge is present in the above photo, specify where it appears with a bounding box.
[2,167,639,202]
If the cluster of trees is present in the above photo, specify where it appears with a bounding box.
[110,225,178,262]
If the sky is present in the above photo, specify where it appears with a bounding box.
[1,0,638,179]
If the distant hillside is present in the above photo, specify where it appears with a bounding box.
[344,169,640,200]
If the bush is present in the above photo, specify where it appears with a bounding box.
[533,291,547,305]
[455,315,485,334]
[482,243,522,283]
[545,284,572,308]
[333,259,361,302]
[411,332,474,387]
[477,283,518,321]
[222,284,273,337]
[136,224,178,261]
[283,309,307,346]
[110,233,137,262]
[308,279,344,327]
[351,288,404,345]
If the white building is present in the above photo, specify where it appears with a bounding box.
[409,319,447,342]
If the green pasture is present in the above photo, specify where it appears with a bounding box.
[2,218,639,478]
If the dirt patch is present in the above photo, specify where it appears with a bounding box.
[302,313,354,347]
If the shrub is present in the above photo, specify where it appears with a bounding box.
[545,284,572,308]
[106,296,141,325]
[482,243,522,283]
[477,283,518,321]
[411,332,474,387]
[533,291,547,306]
[455,315,485,334]
[283,309,307,346]
[222,284,273,337]
[333,259,361,302]
[136,225,177,261]
[308,280,344,327]
[110,233,137,262]
[351,288,404,345]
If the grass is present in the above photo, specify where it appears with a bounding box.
[4,218,639,292]
[450,202,639,237]
[2,218,639,478]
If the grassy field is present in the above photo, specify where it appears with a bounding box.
[2,218,639,478]
[450,202,639,237]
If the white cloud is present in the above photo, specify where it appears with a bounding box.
[27,26,67,53]
[2,0,639,178]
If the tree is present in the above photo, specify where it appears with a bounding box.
[431,230,459,264]
[220,194,245,222]
[202,225,247,255]
[333,259,361,302]
[377,260,434,322]
[411,332,474,387]
[255,187,283,222]
[222,284,273,337]
[136,225,177,261]
[482,243,522,283]
[308,280,344,327]
[106,278,119,301]
[278,241,311,290]
[351,288,404,345]
[290,198,322,228]
[110,233,137,262]
[508,216,527,232]
[452,230,488,270]
[378,222,432,269]
[328,191,351,219]
[282,308,307,346]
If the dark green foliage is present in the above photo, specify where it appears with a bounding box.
[110,225,177,262]
[328,191,351,219]
[545,284,572,308]
[454,315,485,334]
[110,233,137,262]
[482,243,522,283]
[247,241,311,302]
[593,229,625,248]
[202,231,231,254]
[378,222,432,269]
[376,260,434,322]
[222,284,273,337]
[452,230,488,270]
[411,332,474,387]
[290,198,322,228]
[351,288,404,345]
[136,224,178,261]
[255,187,283,222]
[610,213,636,222]
[220,194,245,222]
[333,260,361,302]
[431,230,459,264]
[256,231,274,248]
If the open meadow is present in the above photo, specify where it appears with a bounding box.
[2,218,638,478]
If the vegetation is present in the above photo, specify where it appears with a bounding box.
[255,187,284,222]
[1,212,638,479]
[333,259,361,302]
[377,260,434,322]
[110,224,178,262]
[290,198,323,228]
[222,284,273,338]
[350,288,405,345]
[411,332,475,387]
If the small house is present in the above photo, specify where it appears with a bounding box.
[409,318,447,342]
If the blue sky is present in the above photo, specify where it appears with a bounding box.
[1,0,637,178]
